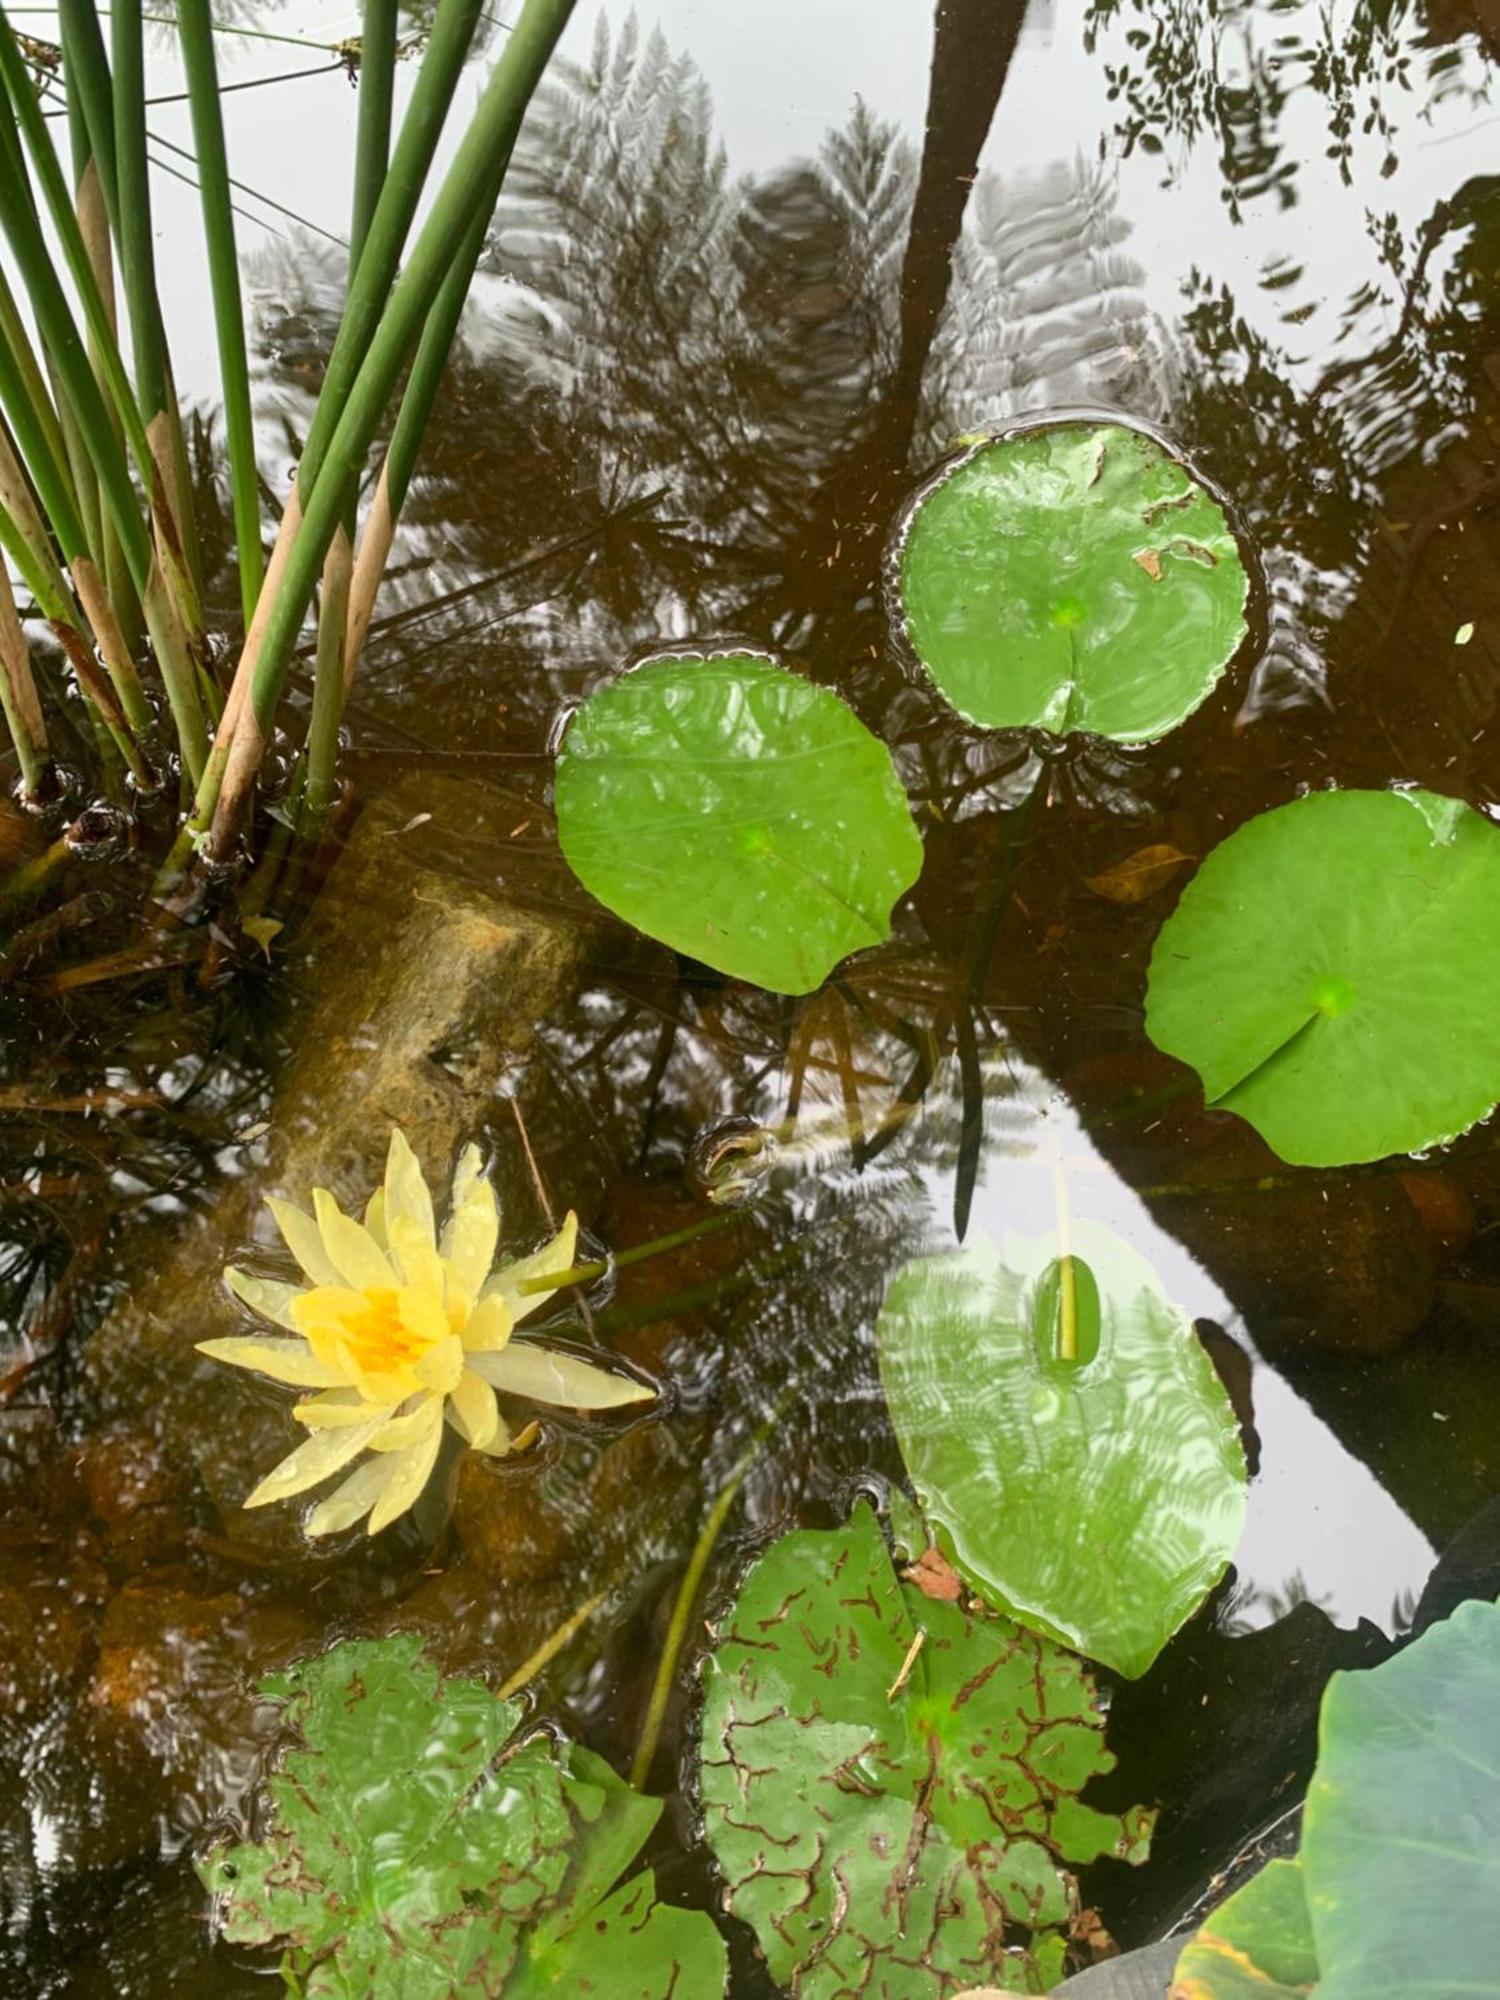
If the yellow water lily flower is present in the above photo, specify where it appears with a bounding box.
[198,1129,653,1537]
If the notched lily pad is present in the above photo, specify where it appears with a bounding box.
[554,648,923,995]
[878,1224,1246,1678]
[1146,787,1500,1166]
[199,1633,727,1998]
[893,422,1250,741]
[696,1501,1153,1999]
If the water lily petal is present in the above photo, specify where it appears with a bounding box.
[390,1213,445,1299]
[413,1332,464,1395]
[267,1196,342,1287]
[224,1267,305,1331]
[484,1211,579,1326]
[473,1416,515,1457]
[242,1416,385,1508]
[363,1186,388,1251]
[370,1396,443,1452]
[441,1149,499,1306]
[460,1293,513,1354]
[313,1189,398,1291]
[196,1336,345,1389]
[305,1453,400,1537]
[384,1128,435,1251]
[367,1415,445,1534]
[449,1368,499,1449]
[470,1341,653,1409]
[293,1392,394,1430]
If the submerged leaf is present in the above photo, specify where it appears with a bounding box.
[894,423,1249,741]
[1145,787,1500,1165]
[554,649,923,994]
[878,1224,1246,1677]
[199,1635,726,1998]
[1084,842,1193,904]
[697,1503,1152,1999]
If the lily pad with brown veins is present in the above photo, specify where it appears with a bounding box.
[696,1502,1153,1999]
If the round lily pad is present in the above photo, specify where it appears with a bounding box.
[1145,788,1500,1166]
[554,649,922,995]
[878,1223,1246,1679]
[893,422,1250,741]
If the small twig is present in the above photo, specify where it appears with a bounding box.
[498,1586,611,1700]
[886,1629,926,1702]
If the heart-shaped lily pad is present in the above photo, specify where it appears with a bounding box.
[1145,788,1500,1166]
[554,649,923,995]
[697,1501,1153,1999]
[878,1223,1246,1678]
[893,422,1250,741]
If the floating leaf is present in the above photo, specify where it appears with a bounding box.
[199,1634,726,1998]
[894,423,1249,741]
[1169,1860,1318,1998]
[554,649,922,995]
[878,1224,1246,1677]
[1299,1596,1500,2000]
[1145,788,1500,1166]
[1084,842,1193,904]
[697,1502,1153,2000]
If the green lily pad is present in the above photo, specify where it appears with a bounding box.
[1145,787,1500,1166]
[894,422,1249,741]
[878,1223,1246,1678]
[554,649,922,994]
[1300,1596,1500,2000]
[696,1501,1153,2000]
[199,1634,727,1998]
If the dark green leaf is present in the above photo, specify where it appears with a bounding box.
[1300,1597,1500,2000]
[697,1502,1152,1999]
[1168,1860,1317,1998]
[198,1634,726,1998]
[1146,788,1500,1165]
[878,1224,1246,1678]
[554,649,923,994]
[895,423,1248,741]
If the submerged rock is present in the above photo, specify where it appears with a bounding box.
[86,774,622,1565]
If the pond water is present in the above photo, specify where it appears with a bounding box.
[4,0,1500,1991]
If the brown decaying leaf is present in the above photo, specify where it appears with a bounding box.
[1133,547,1163,581]
[902,1545,964,1602]
[1083,843,1193,905]
[1071,1906,1119,1958]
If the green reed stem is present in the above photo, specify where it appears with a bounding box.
[630,1411,779,1791]
[109,0,164,420]
[0,9,151,578]
[0,315,90,565]
[300,0,399,825]
[350,0,397,275]
[56,0,119,223]
[291,0,486,506]
[0,264,75,533]
[177,0,261,625]
[187,0,575,858]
